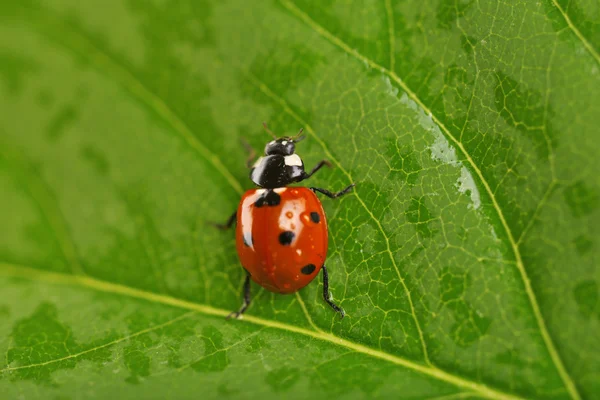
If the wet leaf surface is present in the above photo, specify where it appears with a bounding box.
[0,0,598,399]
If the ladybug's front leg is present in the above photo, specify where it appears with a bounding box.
[211,211,237,230]
[310,183,356,199]
[301,159,332,180]
[227,274,252,319]
[322,265,345,318]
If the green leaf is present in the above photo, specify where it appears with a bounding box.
[0,0,598,399]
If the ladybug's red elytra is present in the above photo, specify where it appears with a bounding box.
[214,123,355,320]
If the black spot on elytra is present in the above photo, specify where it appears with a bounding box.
[255,190,281,207]
[279,231,295,245]
[301,264,316,275]
[310,212,320,223]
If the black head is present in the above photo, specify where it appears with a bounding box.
[262,124,305,156]
[250,125,307,188]
[264,137,296,156]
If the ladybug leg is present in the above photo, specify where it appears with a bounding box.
[211,211,237,230]
[322,265,345,318]
[310,183,356,199]
[227,274,252,320]
[301,159,332,180]
[241,138,257,168]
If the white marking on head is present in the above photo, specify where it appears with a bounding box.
[284,154,302,167]
[274,188,287,194]
[282,140,288,145]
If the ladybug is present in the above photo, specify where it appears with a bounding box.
[215,123,355,319]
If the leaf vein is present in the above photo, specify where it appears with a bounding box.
[295,292,324,333]
[175,329,265,372]
[0,262,524,400]
[35,12,244,196]
[0,143,85,276]
[551,0,600,65]
[0,311,196,372]
[246,72,431,365]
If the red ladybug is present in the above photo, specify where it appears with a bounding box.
[215,123,355,319]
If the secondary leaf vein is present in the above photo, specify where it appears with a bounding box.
[551,0,600,65]
[0,143,85,276]
[0,311,196,372]
[35,12,244,196]
[246,72,431,365]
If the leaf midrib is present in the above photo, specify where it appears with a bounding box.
[276,1,581,399]
[0,261,522,400]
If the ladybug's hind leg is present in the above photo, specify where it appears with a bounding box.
[322,265,345,318]
[227,274,252,320]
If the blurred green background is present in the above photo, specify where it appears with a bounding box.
[0,0,598,399]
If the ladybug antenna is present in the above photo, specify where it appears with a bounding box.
[292,128,306,143]
[262,122,277,139]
